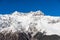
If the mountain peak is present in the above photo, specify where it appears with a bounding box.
[12,10,44,16]
[12,11,21,15]
[29,10,44,16]
[35,10,44,15]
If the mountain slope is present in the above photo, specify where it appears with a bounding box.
[0,10,60,36]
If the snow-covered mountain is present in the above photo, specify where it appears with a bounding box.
[0,10,60,36]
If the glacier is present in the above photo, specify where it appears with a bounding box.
[0,10,60,36]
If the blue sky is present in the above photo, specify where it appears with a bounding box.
[0,0,60,16]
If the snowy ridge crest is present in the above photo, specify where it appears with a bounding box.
[0,10,60,35]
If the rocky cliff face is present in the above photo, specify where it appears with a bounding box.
[0,10,60,40]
